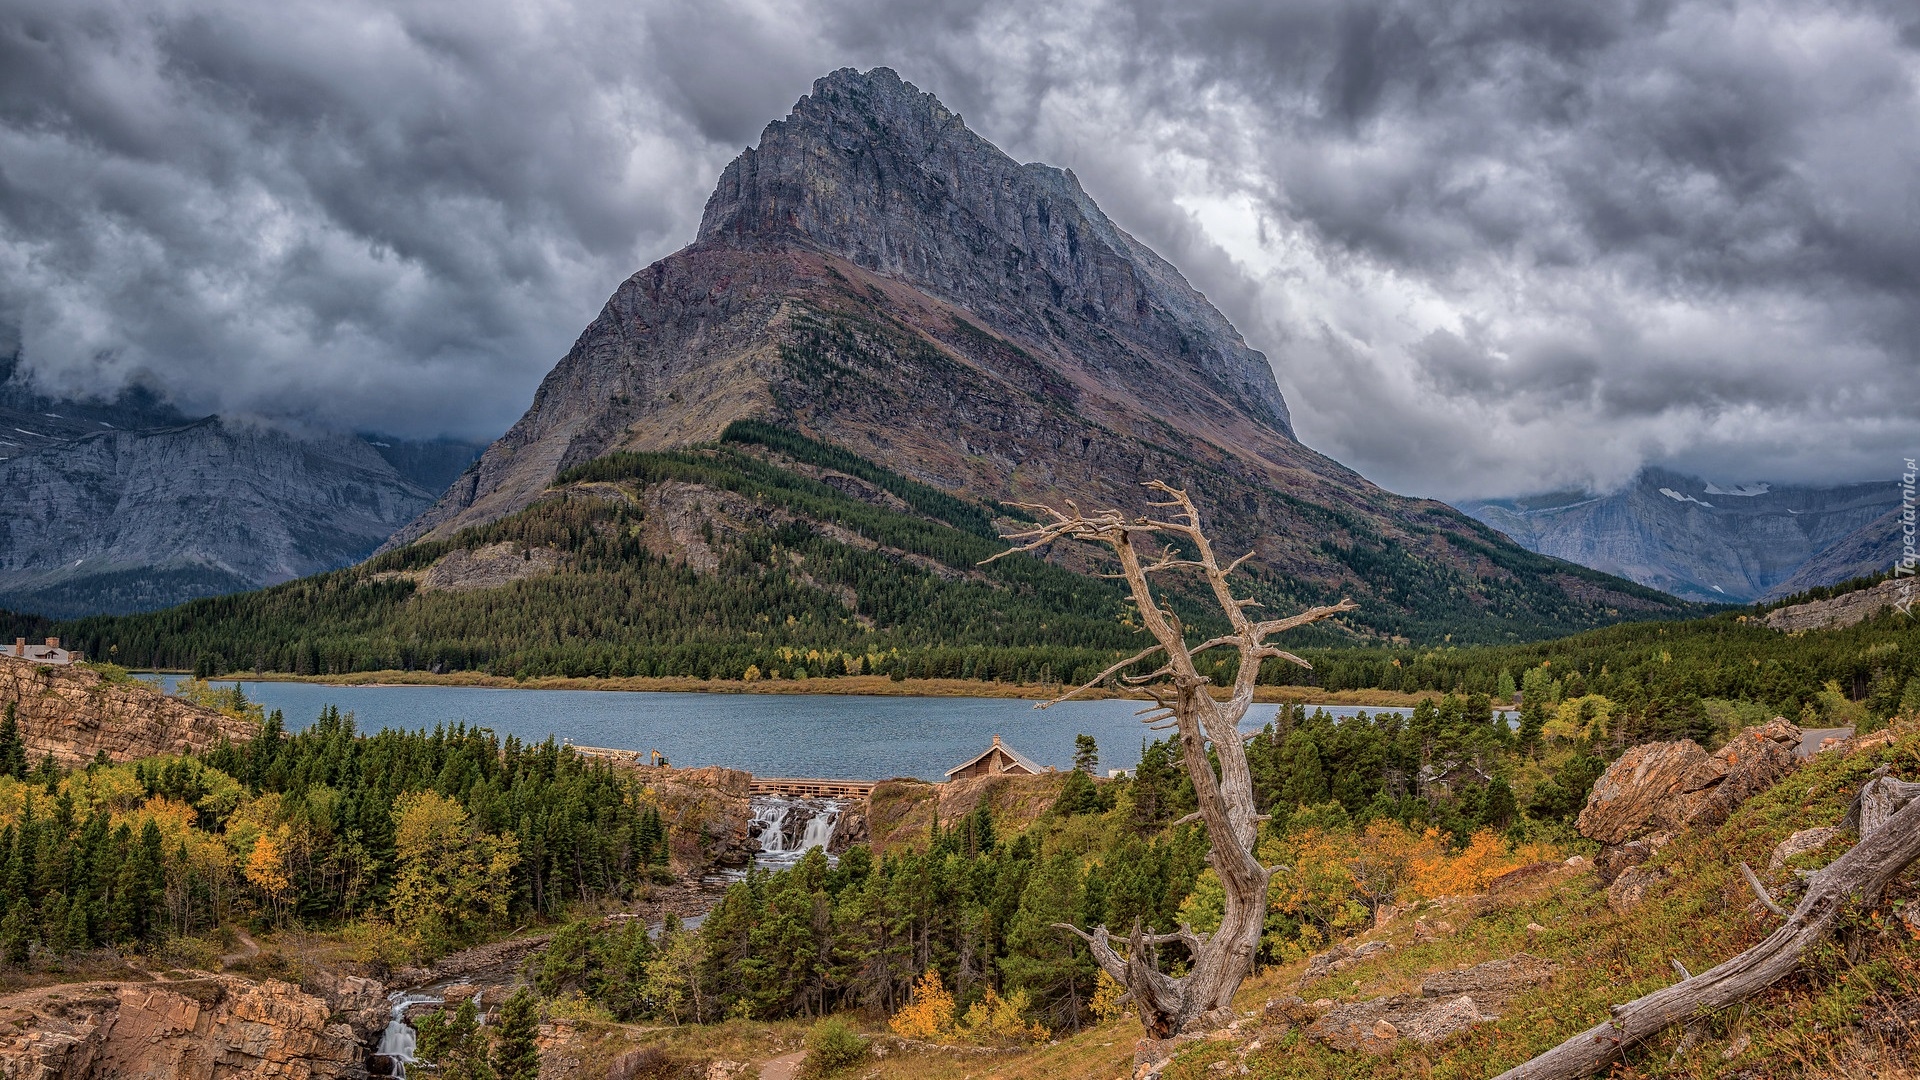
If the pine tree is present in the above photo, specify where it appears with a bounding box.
[0,703,25,780]
[491,988,540,1080]
[1517,699,1546,753]
[1073,734,1099,774]
[1,898,31,965]
[1000,850,1092,1031]
[64,891,90,951]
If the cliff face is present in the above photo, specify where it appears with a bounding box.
[0,366,482,618]
[0,661,256,767]
[386,68,1680,640]
[1765,504,1908,600]
[0,975,361,1080]
[1764,577,1913,632]
[1460,469,1902,603]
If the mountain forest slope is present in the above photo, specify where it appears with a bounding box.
[51,423,1695,681]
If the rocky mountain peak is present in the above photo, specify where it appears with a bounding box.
[698,67,1293,438]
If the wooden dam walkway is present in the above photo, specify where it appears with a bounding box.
[563,745,877,799]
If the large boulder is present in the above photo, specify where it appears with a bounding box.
[1577,719,1801,844]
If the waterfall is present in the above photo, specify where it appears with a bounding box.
[747,795,845,870]
[799,803,839,850]
[376,991,443,1078]
[751,799,793,855]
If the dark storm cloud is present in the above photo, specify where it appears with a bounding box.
[1,0,1913,499]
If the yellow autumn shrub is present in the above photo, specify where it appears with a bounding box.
[888,970,957,1040]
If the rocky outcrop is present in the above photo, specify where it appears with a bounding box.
[866,772,1066,854]
[1576,719,1802,844]
[1308,994,1493,1053]
[299,971,389,1048]
[621,765,755,874]
[1460,468,1901,603]
[1301,940,1394,984]
[1764,577,1913,632]
[0,975,360,1080]
[0,660,256,767]
[416,542,566,593]
[1302,953,1559,1053]
[1418,953,1560,1002]
[1606,864,1670,914]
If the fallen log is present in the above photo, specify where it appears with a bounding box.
[1492,775,1920,1080]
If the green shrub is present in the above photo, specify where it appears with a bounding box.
[801,1016,869,1076]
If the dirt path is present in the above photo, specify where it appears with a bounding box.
[758,1050,806,1080]
[218,929,261,968]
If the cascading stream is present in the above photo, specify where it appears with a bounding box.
[376,991,444,1079]
[747,795,845,870]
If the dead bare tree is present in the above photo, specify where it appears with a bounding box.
[983,481,1355,1038]
[1492,771,1920,1080]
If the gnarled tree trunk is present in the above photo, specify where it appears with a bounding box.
[986,482,1354,1037]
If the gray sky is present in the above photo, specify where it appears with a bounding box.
[3,0,1915,500]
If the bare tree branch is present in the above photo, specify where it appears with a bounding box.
[1036,644,1166,708]
[1740,861,1788,918]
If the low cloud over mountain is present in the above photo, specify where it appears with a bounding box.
[2,0,1915,498]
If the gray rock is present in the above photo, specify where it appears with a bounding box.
[1419,954,1559,1001]
[1607,864,1670,914]
[1769,826,1840,870]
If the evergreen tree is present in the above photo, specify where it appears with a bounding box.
[1052,769,1101,816]
[1000,850,1093,1031]
[1,897,30,965]
[491,988,540,1080]
[1483,776,1517,829]
[1517,700,1547,753]
[1073,734,1099,774]
[0,703,25,780]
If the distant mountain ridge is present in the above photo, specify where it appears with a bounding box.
[382,67,1686,644]
[0,357,484,617]
[1459,468,1903,603]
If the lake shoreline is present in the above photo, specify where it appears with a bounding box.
[149,668,1441,708]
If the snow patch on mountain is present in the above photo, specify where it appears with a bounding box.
[1659,488,1715,507]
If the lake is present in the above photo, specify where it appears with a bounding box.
[157,677,1424,782]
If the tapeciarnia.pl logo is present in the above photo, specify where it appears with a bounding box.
[1899,457,1916,616]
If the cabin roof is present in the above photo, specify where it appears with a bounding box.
[944,734,1043,778]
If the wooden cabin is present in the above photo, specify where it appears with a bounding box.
[945,734,1046,781]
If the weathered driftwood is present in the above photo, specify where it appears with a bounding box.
[1491,775,1920,1080]
[983,482,1354,1038]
